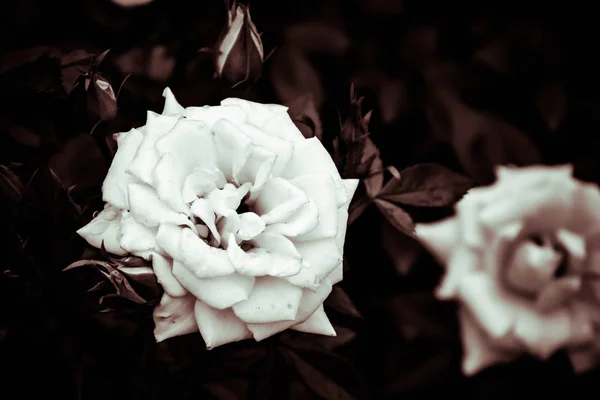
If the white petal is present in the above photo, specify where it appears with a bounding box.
[118,210,163,257]
[212,119,253,181]
[254,177,309,225]
[182,167,226,203]
[458,309,518,376]
[190,198,220,245]
[415,217,460,266]
[281,137,348,206]
[178,228,236,277]
[194,300,252,349]
[239,122,294,177]
[247,278,333,341]
[236,212,265,241]
[172,262,254,309]
[154,224,183,257]
[206,183,251,218]
[288,173,339,241]
[153,294,199,342]
[251,232,302,259]
[261,108,305,142]
[77,205,126,255]
[183,104,247,128]
[232,276,303,323]
[127,183,190,227]
[127,112,179,185]
[216,213,241,249]
[284,238,342,290]
[291,304,336,336]
[263,196,319,238]
[102,128,143,210]
[329,262,343,284]
[227,235,302,277]
[162,87,185,116]
[154,118,216,174]
[151,253,187,297]
[436,246,480,299]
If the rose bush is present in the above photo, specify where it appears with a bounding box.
[78,88,358,348]
[416,165,600,375]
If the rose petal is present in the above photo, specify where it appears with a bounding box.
[284,238,342,290]
[458,308,518,376]
[535,276,581,312]
[162,87,185,116]
[128,183,190,227]
[184,104,247,128]
[217,213,241,249]
[570,183,600,235]
[291,304,336,336]
[194,300,252,349]
[190,198,220,245]
[247,278,333,341]
[178,228,236,278]
[235,144,277,198]
[102,128,143,210]
[436,246,479,299]
[513,303,594,359]
[227,234,302,277]
[212,119,253,182]
[281,137,348,206]
[151,253,187,297]
[77,205,126,255]
[288,173,340,241]
[329,262,343,285]
[251,232,302,259]
[236,212,265,241]
[155,224,183,256]
[118,210,163,258]
[182,167,227,203]
[206,183,251,218]
[239,122,294,177]
[555,229,586,272]
[232,276,303,323]
[172,262,254,309]
[415,217,460,266]
[254,177,309,225]
[153,293,199,342]
[127,112,179,185]
[455,193,488,248]
[456,272,517,340]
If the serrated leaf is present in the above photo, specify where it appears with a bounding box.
[375,199,415,236]
[280,348,358,400]
[324,286,362,319]
[378,163,473,207]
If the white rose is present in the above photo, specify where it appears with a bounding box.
[415,164,600,375]
[78,88,358,349]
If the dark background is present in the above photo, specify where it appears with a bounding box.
[2,0,600,399]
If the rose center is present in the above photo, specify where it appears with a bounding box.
[503,232,569,297]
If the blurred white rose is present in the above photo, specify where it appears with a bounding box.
[416,165,600,375]
[78,88,358,348]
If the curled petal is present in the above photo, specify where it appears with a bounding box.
[151,253,187,297]
[217,213,241,249]
[282,137,348,206]
[254,177,309,225]
[172,261,254,309]
[119,210,163,258]
[127,112,179,185]
[194,300,252,349]
[236,212,265,241]
[153,293,199,342]
[182,167,226,203]
[191,198,220,245]
[251,232,302,259]
[234,144,277,198]
[207,183,251,218]
[284,238,342,291]
[102,128,143,210]
[535,276,581,312]
[291,304,336,336]
[162,87,184,116]
[239,123,294,177]
[212,119,253,181]
[227,234,302,277]
[248,278,333,341]
[128,183,190,227]
[179,228,236,277]
[77,205,126,256]
[232,276,303,323]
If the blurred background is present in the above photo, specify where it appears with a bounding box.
[2,0,600,399]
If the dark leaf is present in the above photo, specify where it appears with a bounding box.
[0,164,25,203]
[2,121,43,148]
[280,326,357,354]
[48,134,107,190]
[286,93,323,140]
[375,199,415,236]
[347,195,370,225]
[380,219,424,276]
[324,286,362,319]
[378,163,474,207]
[280,348,358,400]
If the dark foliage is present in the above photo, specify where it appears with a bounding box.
[2,0,600,399]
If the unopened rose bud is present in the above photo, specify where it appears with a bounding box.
[84,73,118,120]
[215,3,264,87]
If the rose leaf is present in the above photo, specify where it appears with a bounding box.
[375,199,415,236]
[279,347,360,400]
[324,286,362,319]
[377,163,474,208]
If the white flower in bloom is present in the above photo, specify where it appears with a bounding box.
[78,88,358,348]
[416,165,600,375]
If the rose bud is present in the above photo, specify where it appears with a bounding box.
[215,1,264,87]
[72,50,118,121]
